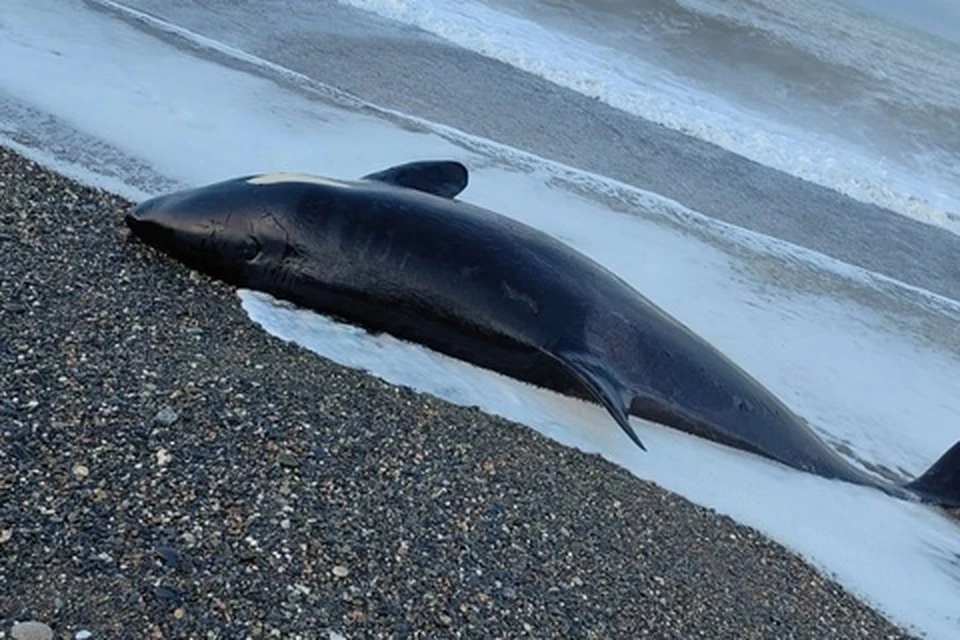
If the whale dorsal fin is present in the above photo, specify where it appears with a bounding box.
[362,161,469,199]
[551,349,647,451]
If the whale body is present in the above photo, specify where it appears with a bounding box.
[125,160,960,507]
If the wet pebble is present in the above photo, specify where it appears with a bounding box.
[155,545,182,570]
[10,621,53,640]
[153,585,183,605]
[2,302,27,313]
[153,406,178,426]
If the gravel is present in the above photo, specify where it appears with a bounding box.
[0,145,915,638]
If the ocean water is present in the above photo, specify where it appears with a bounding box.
[2,0,960,637]
[340,0,960,232]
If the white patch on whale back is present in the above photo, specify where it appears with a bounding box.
[248,172,340,186]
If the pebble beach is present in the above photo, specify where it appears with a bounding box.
[0,145,917,637]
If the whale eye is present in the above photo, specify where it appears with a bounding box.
[241,236,261,261]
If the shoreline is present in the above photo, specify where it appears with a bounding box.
[0,146,916,637]
[104,0,960,303]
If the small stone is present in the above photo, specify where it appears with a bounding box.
[156,448,172,467]
[2,302,28,314]
[277,451,300,468]
[73,463,89,479]
[0,528,12,544]
[156,545,182,569]
[154,584,183,604]
[154,406,179,426]
[76,632,93,640]
[11,621,54,640]
[332,565,349,578]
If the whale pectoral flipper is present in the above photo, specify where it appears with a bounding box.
[362,161,469,199]
[903,440,960,508]
[552,350,646,451]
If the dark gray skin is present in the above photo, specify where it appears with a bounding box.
[126,160,960,507]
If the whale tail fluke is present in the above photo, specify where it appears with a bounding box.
[904,440,960,508]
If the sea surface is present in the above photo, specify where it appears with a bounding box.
[341,0,960,229]
[2,0,959,637]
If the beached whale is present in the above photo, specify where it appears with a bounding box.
[125,160,960,507]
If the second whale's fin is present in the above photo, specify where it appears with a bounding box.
[552,350,646,451]
[903,440,960,508]
[362,161,469,199]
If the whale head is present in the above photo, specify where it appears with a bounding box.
[125,177,297,286]
[125,162,470,288]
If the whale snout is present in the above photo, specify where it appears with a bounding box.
[124,201,151,230]
[126,198,172,243]
[124,190,255,283]
[125,195,200,259]
[125,193,164,225]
